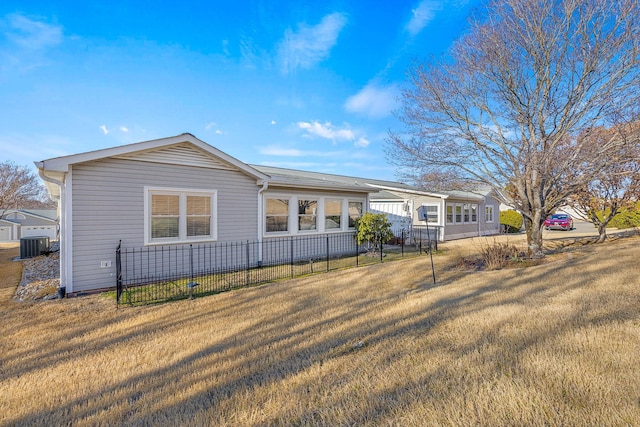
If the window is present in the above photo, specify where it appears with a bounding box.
[455,205,463,223]
[325,199,342,230]
[348,201,363,228]
[420,205,439,223]
[147,188,216,244]
[463,204,471,223]
[485,205,494,223]
[151,194,179,238]
[266,198,289,232]
[264,196,365,235]
[471,204,478,223]
[298,199,318,231]
[446,204,454,224]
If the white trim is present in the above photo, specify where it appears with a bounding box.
[144,186,218,245]
[62,168,73,293]
[263,193,366,237]
[485,205,495,223]
[37,133,270,183]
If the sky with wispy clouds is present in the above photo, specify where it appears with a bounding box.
[0,0,478,180]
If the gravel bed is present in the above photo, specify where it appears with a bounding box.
[14,242,61,301]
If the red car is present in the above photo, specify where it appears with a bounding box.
[544,213,574,231]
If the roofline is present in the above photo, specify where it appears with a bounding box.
[0,209,58,222]
[365,183,449,199]
[35,133,270,182]
[266,179,377,193]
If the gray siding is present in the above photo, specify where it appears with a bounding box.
[70,158,260,292]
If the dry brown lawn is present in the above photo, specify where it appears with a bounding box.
[1,234,639,426]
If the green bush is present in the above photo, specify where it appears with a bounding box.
[500,210,523,233]
[608,203,640,229]
[354,212,394,250]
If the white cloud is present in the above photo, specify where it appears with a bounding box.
[297,121,354,142]
[120,126,129,132]
[215,129,224,135]
[278,12,347,75]
[406,1,442,36]
[344,83,399,119]
[4,13,63,50]
[271,120,276,125]
[99,125,109,135]
[355,137,370,148]
[205,121,217,130]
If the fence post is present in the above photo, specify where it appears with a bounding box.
[380,236,383,263]
[356,234,359,267]
[326,235,330,272]
[401,229,405,257]
[290,237,294,278]
[116,240,122,306]
[245,241,250,286]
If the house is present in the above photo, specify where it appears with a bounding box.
[36,133,502,295]
[0,209,58,242]
[35,134,375,295]
[252,166,502,242]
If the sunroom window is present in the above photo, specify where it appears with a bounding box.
[266,198,290,233]
[325,199,342,230]
[298,199,318,231]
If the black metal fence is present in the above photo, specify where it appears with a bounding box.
[116,226,439,306]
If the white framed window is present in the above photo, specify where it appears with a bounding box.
[471,204,478,223]
[298,199,318,231]
[420,204,439,224]
[266,197,290,233]
[455,204,463,223]
[446,204,454,224]
[348,201,363,229]
[485,205,494,223]
[325,198,342,230]
[145,187,216,245]
[263,196,365,236]
[463,204,471,223]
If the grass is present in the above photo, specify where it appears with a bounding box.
[1,236,639,425]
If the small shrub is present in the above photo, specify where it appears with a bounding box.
[500,210,523,233]
[481,242,520,270]
[354,212,394,251]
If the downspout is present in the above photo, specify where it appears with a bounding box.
[36,166,69,293]
[257,180,269,266]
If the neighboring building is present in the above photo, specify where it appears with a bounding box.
[0,209,58,242]
[36,133,502,295]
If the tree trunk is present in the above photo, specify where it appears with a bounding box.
[524,214,545,258]
[597,222,608,243]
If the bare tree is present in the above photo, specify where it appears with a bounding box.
[387,0,640,256]
[0,162,48,219]
[411,171,471,193]
[568,124,640,242]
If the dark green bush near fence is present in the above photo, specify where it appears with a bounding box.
[500,210,523,233]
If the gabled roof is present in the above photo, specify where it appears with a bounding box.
[36,133,270,182]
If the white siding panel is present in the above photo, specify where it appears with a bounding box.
[70,158,260,293]
[369,202,411,230]
[0,227,10,241]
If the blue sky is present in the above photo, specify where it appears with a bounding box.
[0,0,479,181]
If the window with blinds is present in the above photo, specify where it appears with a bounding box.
[147,189,216,244]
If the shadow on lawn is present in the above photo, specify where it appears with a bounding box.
[2,236,639,425]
